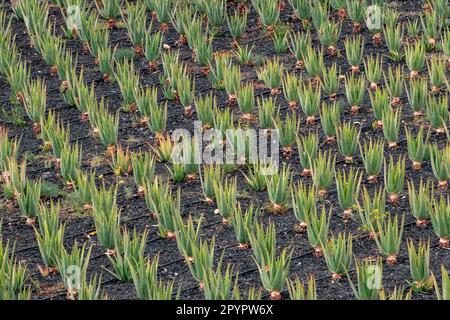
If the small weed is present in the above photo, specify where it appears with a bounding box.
[2,106,26,127]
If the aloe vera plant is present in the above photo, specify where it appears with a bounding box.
[98,111,119,154]
[258,96,276,130]
[426,95,448,134]
[373,214,405,265]
[148,101,168,137]
[242,162,270,192]
[369,88,390,127]
[349,258,382,300]
[282,72,300,110]
[122,1,147,55]
[430,196,450,248]
[209,54,229,90]
[384,65,403,107]
[115,58,139,112]
[288,276,317,300]
[97,46,114,82]
[345,74,365,114]
[318,20,341,56]
[302,46,324,81]
[174,215,202,261]
[320,101,341,144]
[274,113,299,158]
[6,61,30,103]
[428,55,446,94]
[0,240,31,299]
[22,78,46,134]
[312,150,336,196]
[156,186,181,240]
[249,221,276,269]
[231,203,256,249]
[298,81,321,124]
[408,239,433,292]
[192,35,214,73]
[91,184,121,255]
[60,142,81,186]
[233,44,255,66]
[405,41,426,78]
[384,156,405,204]
[383,23,403,62]
[56,241,92,299]
[76,273,106,300]
[96,0,120,28]
[143,175,163,215]
[227,10,247,46]
[1,158,27,201]
[336,169,362,221]
[322,233,353,282]
[358,187,387,239]
[364,54,383,91]
[35,201,65,271]
[405,126,429,170]
[430,144,450,189]
[74,71,95,121]
[347,0,366,32]
[288,0,311,27]
[360,138,384,183]
[129,254,177,300]
[266,164,292,213]
[145,29,164,70]
[153,0,176,33]
[382,107,401,149]
[87,22,109,59]
[296,132,318,177]
[184,13,204,50]
[194,93,215,129]
[405,18,420,39]
[134,86,158,124]
[131,152,155,196]
[186,236,215,288]
[292,181,316,233]
[272,25,289,54]
[344,35,364,73]
[198,164,221,205]
[237,82,255,121]
[337,122,360,163]
[223,63,241,103]
[321,64,340,101]
[434,266,450,300]
[290,31,311,69]
[305,206,331,257]
[254,0,280,30]
[379,285,412,300]
[110,144,131,177]
[443,29,450,68]
[169,2,191,45]
[406,78,428,117]
[152,134,173,163]
[21,0,49,40]
[0,127,20,175]
[256,249,291,300]
[202,258,238,300]
[213,178,237,224]
[383,7,399,28]
[257,58,284,95]
[18,180,41,225]
[311,2,328,30]
[421,10,441,50]
[73,171,95,211]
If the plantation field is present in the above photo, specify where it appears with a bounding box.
[1,0,450,300]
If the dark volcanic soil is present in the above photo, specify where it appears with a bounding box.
[1,0,449,300]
